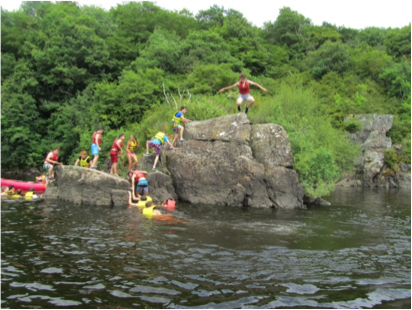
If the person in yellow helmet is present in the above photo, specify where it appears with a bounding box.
[74,151,91,168]
[143,131,174,171]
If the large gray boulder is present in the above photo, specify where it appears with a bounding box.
[43,166,130,206]
[138,113,304,208]
[43,165,177,207]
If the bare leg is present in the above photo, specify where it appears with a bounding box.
[179,126,184,140]
[48,166,54,178]
[246,97,255,108]
[130,154,138,170]
[172,133,178,147]
[92,155,99,168]
[153,155,159,168]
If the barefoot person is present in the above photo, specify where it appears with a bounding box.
[171,106,192,147]
[90,127,104,170]
[143,131,174,171]
[74,151,91,168]
[43,147,63,180]
[109,134,125,176]
[126,135,139,171]
[219,72,267,114]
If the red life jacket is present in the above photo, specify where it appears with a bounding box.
[45,151,59,164]
[132,171,146,182]
[239,80,250,95]
[92,132,102,145]
[111,139,123,152]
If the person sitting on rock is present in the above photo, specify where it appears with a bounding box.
[143,131,174,171]
[171,106,192,147]
[74,150,91,168]
[109,134,125,176]
[127,170,149,198]
[43,147,63,180]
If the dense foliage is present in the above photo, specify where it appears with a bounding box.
[2,2,410,197]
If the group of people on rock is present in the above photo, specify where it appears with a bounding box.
[34,73,266,208]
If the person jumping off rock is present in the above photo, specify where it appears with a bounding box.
[219,72,267,114]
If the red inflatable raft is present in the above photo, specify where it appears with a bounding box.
[1,178,47,193]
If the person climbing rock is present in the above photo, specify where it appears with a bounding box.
[172,106,191,146]
[143,131,174,171]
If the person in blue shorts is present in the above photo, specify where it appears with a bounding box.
[90,127,104,170]
[143,131,174,171]
[171,106,192,147]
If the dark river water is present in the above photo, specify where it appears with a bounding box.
[1,187,410,309]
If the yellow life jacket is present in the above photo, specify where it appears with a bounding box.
[154,132,166,145]
[171,112,182,125]
[8,194,22,199]
[128,140,137,151]
[25,191,34,200]
[79,156,90,168]
[136,196,153,208]
[142,205,156,219]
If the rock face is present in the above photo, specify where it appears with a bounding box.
[43,165,177,207]
[43,166,130,206]
[44,114,305,208]
[139,113,304,208]
[336,114,411,188]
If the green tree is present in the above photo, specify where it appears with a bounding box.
[304,40,351,79]
[263,7,312,59]
[92,68,164,129]
[385,25,411,59]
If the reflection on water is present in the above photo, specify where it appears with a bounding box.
[1,187,410,308]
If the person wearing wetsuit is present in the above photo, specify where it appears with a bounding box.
[219,72,267,114]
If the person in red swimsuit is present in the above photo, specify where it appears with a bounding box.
[219,72,267,114]
[109,134,125,176]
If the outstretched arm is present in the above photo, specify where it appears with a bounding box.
[251,82,267,92]
[219,83,238,93]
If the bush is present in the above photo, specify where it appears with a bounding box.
[344,118,362,133]
[384,148,401,171]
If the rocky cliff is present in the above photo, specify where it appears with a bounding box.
[336,114,411,188]
[162,113,304,208]
[44,114,305,208]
